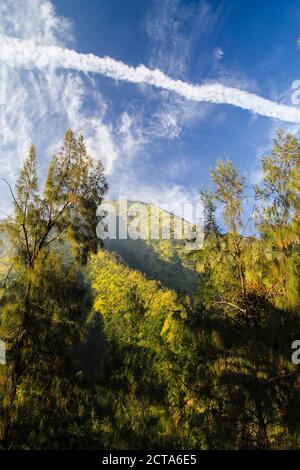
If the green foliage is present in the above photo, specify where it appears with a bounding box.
[0,130,108,448]
[87,131,300,449]
[0,129,299,450]
[103,201,199,296]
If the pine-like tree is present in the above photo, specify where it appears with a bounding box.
[0,130,108,448]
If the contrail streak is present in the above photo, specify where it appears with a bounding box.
[1,34,300,123]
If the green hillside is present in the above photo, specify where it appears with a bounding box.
[1,130,299,450]
[102,200,199,296]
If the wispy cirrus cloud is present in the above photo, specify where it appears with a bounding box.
[0,0,190,217]
[143,0,221,140]
[0,0,129,215]
[1,0,299,222]
[146,0,225,79]
[1,34,300,123]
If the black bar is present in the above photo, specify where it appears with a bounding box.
[0,450,297,467]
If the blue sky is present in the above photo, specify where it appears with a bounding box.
[0,0,300,224]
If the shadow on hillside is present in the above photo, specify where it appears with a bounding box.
[103,237,199,297]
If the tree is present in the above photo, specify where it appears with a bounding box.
[185,141,300,449]
[255,130,300,311]
[0,130,108,448]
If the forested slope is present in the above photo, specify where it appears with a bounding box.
[0,130,299,449]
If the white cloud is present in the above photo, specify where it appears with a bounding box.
[0,0,210,220]
[143,0,217,139]
[0,0,122,216]
[249,168,264,186]
[146,0,190,79]
[148,110,182,139]
[1,34,300,123]
[117,112,145,162]
[0,0,73,46]
[215,47,224,61]
[3,0,299,222]
[146,0,224,79]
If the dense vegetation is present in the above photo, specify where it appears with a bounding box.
[0,129,299,449]
[103,200,199,296]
